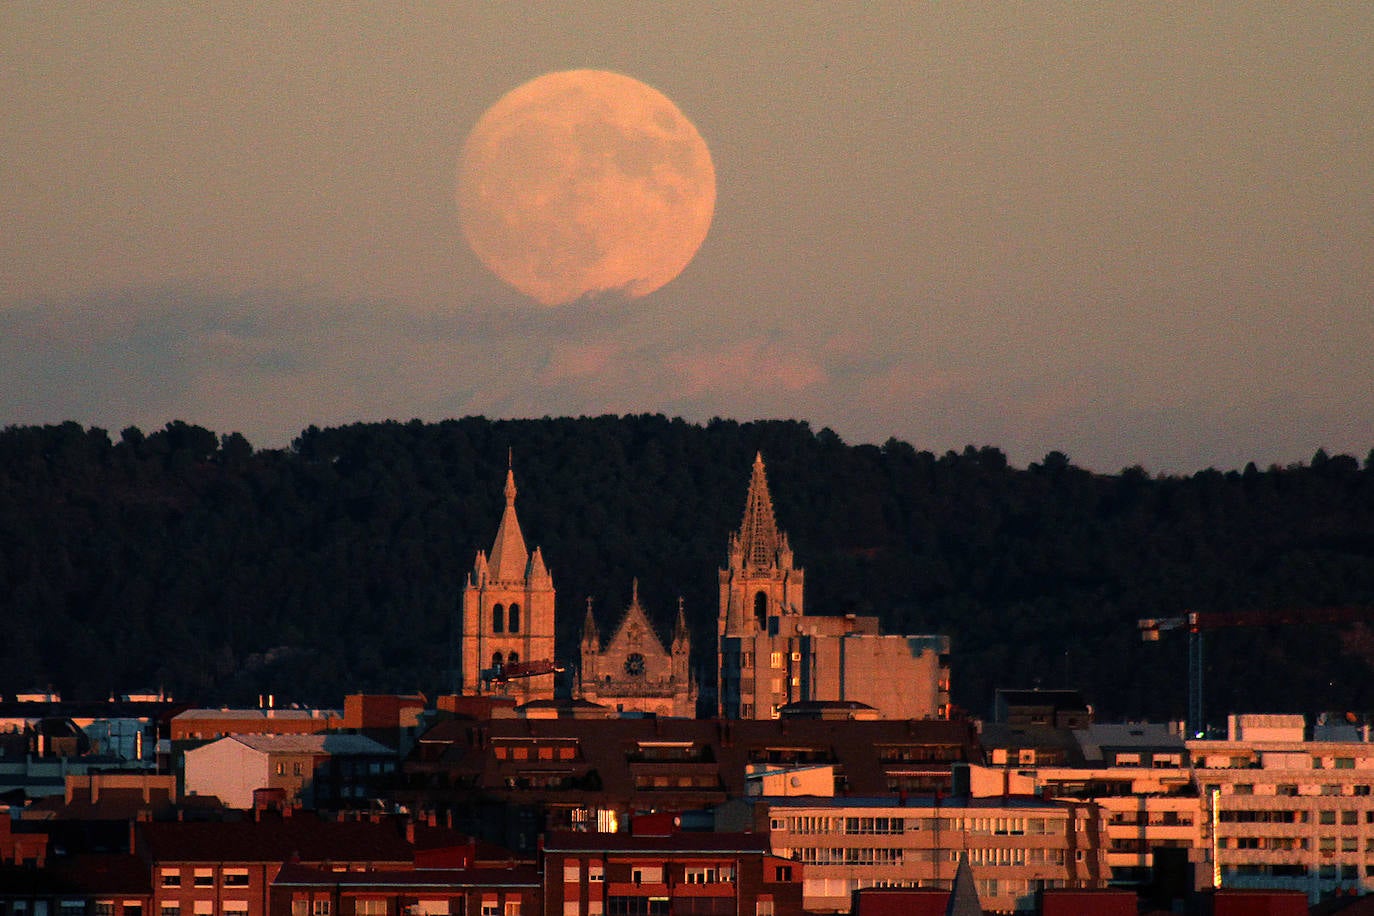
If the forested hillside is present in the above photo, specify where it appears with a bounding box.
[3,416,1374,725]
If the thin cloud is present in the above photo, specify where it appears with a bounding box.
[664,339,825,398]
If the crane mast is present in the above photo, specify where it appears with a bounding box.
[1138,607,1374,738]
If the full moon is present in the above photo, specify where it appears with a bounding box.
[456,69,716,306]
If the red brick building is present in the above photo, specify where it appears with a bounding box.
[136,817,418,916]
[541,827,804,916]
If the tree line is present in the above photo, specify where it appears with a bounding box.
[2,416,1373,726]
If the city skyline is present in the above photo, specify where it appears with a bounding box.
[4,5,1372,474]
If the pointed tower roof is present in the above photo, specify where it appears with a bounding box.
[673,597,690,643]
[736,452,784,570]
[945,856,983,916]
[487,466,529,582]
[581,597,600,649]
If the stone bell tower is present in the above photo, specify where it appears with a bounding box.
[459,463,557,703]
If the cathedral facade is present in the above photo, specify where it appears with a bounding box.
[576,581,697,717]
[459,454,949,721]
[717,453,951,720]
[458,466,558,704]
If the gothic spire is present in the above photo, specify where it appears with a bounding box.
[581,597,599,649]
[487,465,529,582]
[736,452,784,571]
[673,597,690,650]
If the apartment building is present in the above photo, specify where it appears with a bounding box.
[1190,713,1374,902]
[719,792,1107,914]
[542,825,804,916]
[401,716,981,851]
[1011,723,1203,893]
[271,864,540,916]
[137,817,417,916]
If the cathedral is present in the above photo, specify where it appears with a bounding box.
[576,581,697,717]
[459,454,949,721]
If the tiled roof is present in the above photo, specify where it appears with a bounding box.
[1076,722,1185,750]
[542,831,772,855]
[174,709,341,721]
[138,816,416,864]
[273,863,540,889]
[25,789,175,821]
[228,734,394,755]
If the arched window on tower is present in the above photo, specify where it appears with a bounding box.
[508,603,521,633]
[507,651,519,667]
[491,652,504,672]
[492,603,505,634]
[754,591,768,630]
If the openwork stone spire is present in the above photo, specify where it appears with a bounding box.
[736,452,784,571]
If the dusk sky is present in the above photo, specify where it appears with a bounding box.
[4,5,1371,473]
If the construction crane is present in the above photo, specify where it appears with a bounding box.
[482,658,564,688]
[1138,607,1374,738]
